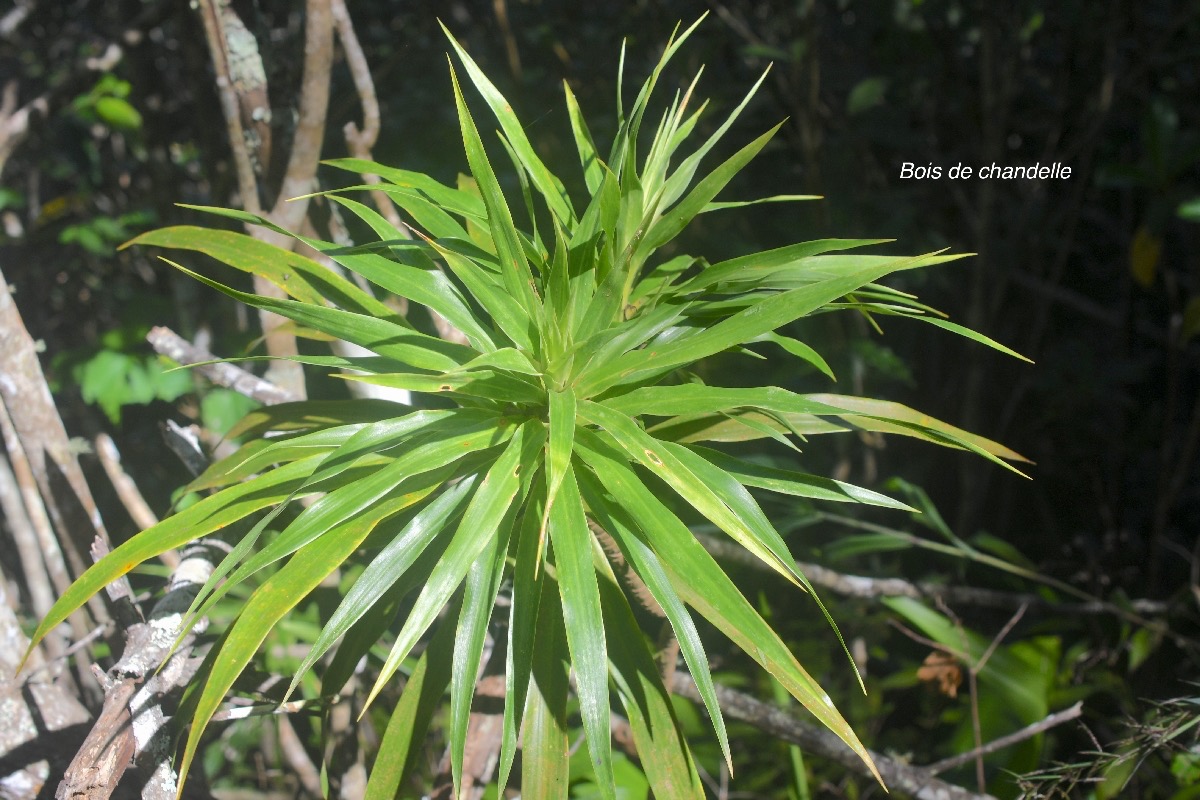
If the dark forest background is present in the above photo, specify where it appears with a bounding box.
[1,1,1198,798]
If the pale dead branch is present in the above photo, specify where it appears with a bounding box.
[146,325,300,406]
[56,542,222,800]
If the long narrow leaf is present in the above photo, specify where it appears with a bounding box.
[365,422,543,709]
[573,430,883,785]
[579,472,731,772]
[547,467,613,797]
[449,64,543,327]
[24,457,320,657]
[363,612,457,800]
[289,477,478,697]
[521,578,571,800]
[177,497,398,790]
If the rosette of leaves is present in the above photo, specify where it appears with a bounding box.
[28,18,1028,799]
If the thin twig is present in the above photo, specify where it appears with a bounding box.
[975,603,1027,673]
[0,445,57,620]
[927,702,1084,776]
[277,716,324,799]
[94,433,179,569]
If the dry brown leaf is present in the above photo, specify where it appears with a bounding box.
[917,651,962,698]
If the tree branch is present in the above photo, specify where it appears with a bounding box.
[330,0,406,232]
[926,702,1083,776]
[693,530,1169,617]
[271,0,333,230]
[56,542,222,800]
[670,672,997,800]
[0,80,47,177]
[146,325,300,406]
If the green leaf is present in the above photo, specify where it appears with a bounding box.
[448,64,543,329]
[680,239,893,293]
[184,428,352,493]
[443,24,575,226]
[423,235,536,351]
[543,386,576,532]
[304,195,496,350]
[912,316,1033,362]
[582,401,801,584]
[225,398,408,439]
[563,81,604,194]
[498,488,546,790]
[24,457,320,657]
[804,394,1031,463]
[363,611,457,800]
[581,255,937,395]
[163,259,475,372]
[187,413,510,630]
[365,421,543,709]
[450,490,515,795]
[94,96,142,130]
[1178,196,1200,222]
[579,472,731,771]
[602,384,849,419]
[324,158,487,218]
[339,369,542,405]
[700,194,822,213]
[635,122,784,273]
[573,430,882,785]
[521,577,571,800]
[595,550,707,798]
[846,77,888,115]
[547,467,613,797]
[177,491,396,790]
[289,476,478,697]
[752,332,836,380]
[128,225,389,317]
[208,417,510,600]
[884,597,1048,724]
[657,63,769,211]
[690,446,914,510]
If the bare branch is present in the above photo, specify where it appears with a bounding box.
[670,672,998,800]
[0,577,91,800]
[57,542,222,800]
[0,270,113,599]
[0,444,57,621]
[94,433,179,570]
[271,0,333,229]
[0,80,47,177]
[196,0,307,398]
[330,0,406,232]
[926,702,1084,776]
[146,325,299,406]
[277,716,324,799]
[0,0,37,39]
[197,0,263,216]
[693,530,1169,617]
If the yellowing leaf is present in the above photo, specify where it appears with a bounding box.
[1130,225,1162,288]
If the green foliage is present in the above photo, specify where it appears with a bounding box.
[30,19,1024,798]
[56,326,191,423]
[52,320,250,429]
[71,73,143,131]
[59,210,155,257]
